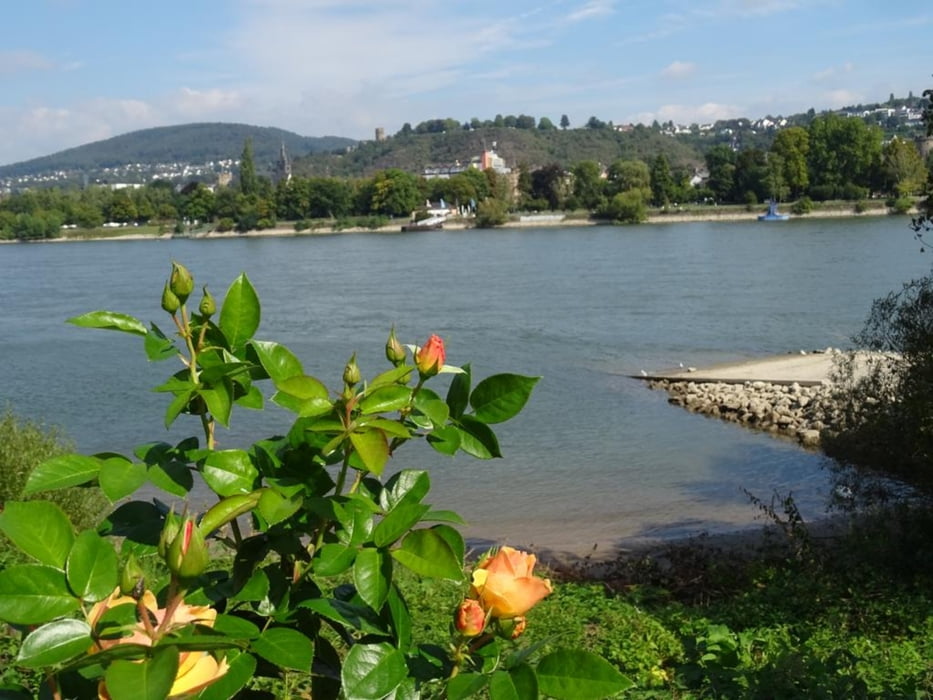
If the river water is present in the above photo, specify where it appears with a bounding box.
[1,217,928,556]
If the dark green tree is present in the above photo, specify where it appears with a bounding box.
[560,114,570,129]
[649,154,676,207]
[239,138,258,196]
[571,160,606,211]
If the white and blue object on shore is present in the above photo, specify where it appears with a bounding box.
[758,199,790,221]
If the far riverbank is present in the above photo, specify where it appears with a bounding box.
[0,200,909,245]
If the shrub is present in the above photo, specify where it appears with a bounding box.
[854,199,869,213]
[888,196,913,215]
[214,217,234,232]
[791,196,814,215]
[475,199,509,228]
[0,409,107,534]
[293,219,309,232]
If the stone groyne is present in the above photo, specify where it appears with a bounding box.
[648,378,842,448]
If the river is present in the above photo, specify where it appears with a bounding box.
[1,217,928,556]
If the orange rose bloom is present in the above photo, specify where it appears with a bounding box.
[470,547,552,618]
[415,334,446,377]
[89,588,229,699]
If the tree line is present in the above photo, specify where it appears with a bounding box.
[1,115,929,240]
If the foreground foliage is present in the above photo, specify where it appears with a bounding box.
[0,263,631,699]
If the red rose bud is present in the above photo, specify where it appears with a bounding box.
[454,599,486,638]
[415,334,445,377]
[169,261,195,304]
[167,517,210,580]
[385,327,406,366]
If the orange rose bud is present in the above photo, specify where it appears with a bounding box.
[415,334,445,377]
[454,599,486,638]
[496,615,527,640]
[470,546,552,618]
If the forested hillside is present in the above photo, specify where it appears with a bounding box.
[293,125,704,177]
[0,124,356,177]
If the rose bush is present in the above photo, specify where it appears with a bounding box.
[0,262,632,699]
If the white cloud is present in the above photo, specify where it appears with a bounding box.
[173,88,244,118]
[635,102,743,126]
[660,61,697,79]
[812,62,854,82]
[822,89,862,108]
[0,50,56,75]
[565,0,614,22]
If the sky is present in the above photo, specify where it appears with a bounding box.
[1,0,930,166]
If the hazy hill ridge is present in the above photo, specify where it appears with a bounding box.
[0,123,356,178]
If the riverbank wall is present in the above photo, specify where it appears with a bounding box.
[648,377,840,448]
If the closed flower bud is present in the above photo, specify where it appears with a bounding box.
[495,615,527,640]
[343,353,361,386]
[158,508,182,560]
[161,281,180,314]
[169,261,195,304]
[119,554,146,598]
[198,285,216,317]
[415,334,446,378]
[167,517,210,581]
[385,327,406,366]
[454,599,486,638]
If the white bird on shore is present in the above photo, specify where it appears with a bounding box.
[640,370,648,377]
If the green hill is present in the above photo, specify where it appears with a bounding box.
[0,123,357,178]
[293,125,704,177]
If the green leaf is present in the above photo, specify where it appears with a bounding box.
[248,340,303,383]
[144,322,178,362]
[235,385,264,410]
[373,503,430,548]
[17,619,92,668]
[349,429,389,475]
[277,374,329,400]
[367,364,414,390]
[298,598,388,636]
[448,673,488,700]
[413,390,450,427]
[99,456,147,502]
[164,388,195,429]
[359,385,412,415]
[381,470,430,511]
[201,450,258,497]
[67,310,147,336]
[341,642,407,700]
[386,584,412,651]
[194,651,256,700]
[508,664,538,700]
[99,501,163,549]
[66,530,118,602]
[426,425,461,455]
[535,649,634,700]
[313,544,357,577]
[446,362,471,419]
[354,548,391,611]
[429,524,465,566]
[219,273,260,350]
[456,416,502,459]
[422,509,467,525]
[23,454,101,494]
[212,615,260,640]
[199,378,234,427]
[390,529,464,581]
[470,374,539,424]
[489,670,521,700]
[0,501,74,568]
[104,645,179,700]
[0,565,79,624]
[251,628,313,671]
[256,488,302,526]
[147,458,193,497]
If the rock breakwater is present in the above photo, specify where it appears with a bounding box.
[648,378,842,447]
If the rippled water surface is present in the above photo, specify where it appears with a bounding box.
[2,218,927,555]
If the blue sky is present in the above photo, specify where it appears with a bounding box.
[1,0,930,165]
